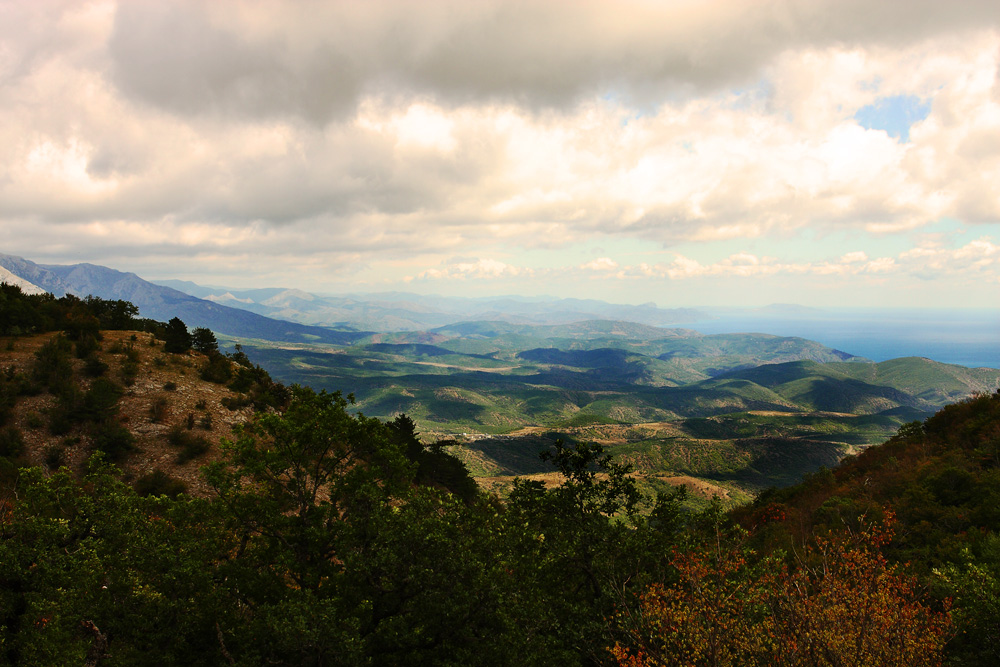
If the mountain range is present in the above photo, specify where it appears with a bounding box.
[153,278,709,331]
[0,253,366,345]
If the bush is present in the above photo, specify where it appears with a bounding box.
[167,426,210,464]
[200,353,232,384]
[149,396,171,423]
[74,334,101,360]
[83,354,109,378]
[31,334,74,392]
[163,317,192,354]
[191,327,218,354]
[120,349,139,386]
[90,421,135,461]
[134,469,188,498]
[0,426,25,458]
[44,444,65,469]
[0,370,20,427]
[48,385,84,435]
[25,412,44,430]
[81,378,124,423]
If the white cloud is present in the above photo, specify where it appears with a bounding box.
[840,251,869,264]
[415,258,527,281]
[2,1,1000,306]
[406,239,999,286]
[580,257,619,271]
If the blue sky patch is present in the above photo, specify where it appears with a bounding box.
[854,95,931,142]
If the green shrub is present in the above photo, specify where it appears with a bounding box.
[48,385,84,435]
[120,356,139,387]
[134,469,188,498]
[167,426,210,464]
[200,353,232,384]
[0,426,25,458]
[163,317,192,354]
[31,334,73,391]
[90,420,135,461]
[81,378,124,423]
[44,444,65,469]
[82,354,109,378]
[74,334,101,359]
[0,370,20,426]
[25,411,44,429]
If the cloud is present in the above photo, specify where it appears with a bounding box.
[97,0,1000,121]
[899,236,1000,279]
[3,1,1000,305]
[406,238,999,285]
[414,258,528,281]
[580,257,619,271]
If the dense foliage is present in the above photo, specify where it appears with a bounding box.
[4,385,990,664]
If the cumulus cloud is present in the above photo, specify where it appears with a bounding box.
[3,1,1000,304]
[414,258,528,281]
[97,0,1000,120]
[408,238,999,286]
[580,257,619,271]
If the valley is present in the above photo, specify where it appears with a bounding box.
[3,253,999,503]
[229,319,1000,501]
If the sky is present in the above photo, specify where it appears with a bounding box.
[2,0,1000,308]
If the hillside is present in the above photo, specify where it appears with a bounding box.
[732,391,1000,665]
[0,330,256,496]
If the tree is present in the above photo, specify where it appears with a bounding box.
[0,459,234,665]
[191,327,218,354]
[502,440,683,663]
[203,386,413,662]
[162,317,192,354]
[84,296,139,330]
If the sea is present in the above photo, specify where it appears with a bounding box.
[687,308,1000,369]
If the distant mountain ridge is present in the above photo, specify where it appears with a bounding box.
[154,278,709,331]
[0,254,368,345]
[0,265,45,295]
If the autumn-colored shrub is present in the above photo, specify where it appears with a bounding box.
[612,515,952,667]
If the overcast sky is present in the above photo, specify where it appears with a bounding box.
[2,0,1000,307]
